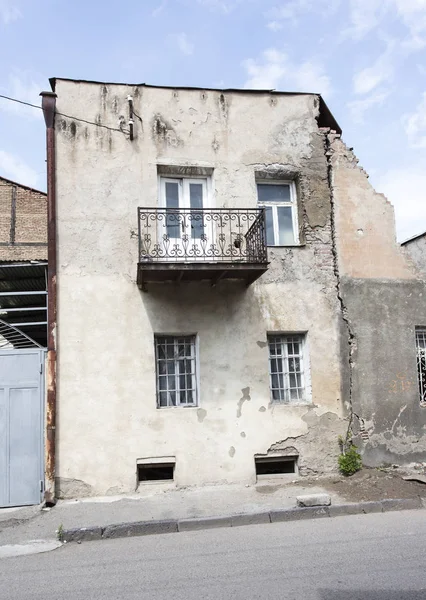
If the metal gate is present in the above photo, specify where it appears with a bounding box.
[0,321,44,508]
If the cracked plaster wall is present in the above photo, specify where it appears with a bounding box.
[327,133,426,466]
[54,81,346,496]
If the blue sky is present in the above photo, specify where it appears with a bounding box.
[1,0,426,240]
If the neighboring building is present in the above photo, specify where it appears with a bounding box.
[330,148,426,467]
[0,176,47,508]
[45,78,426,498]
[402,231,426,278]
[401,231,426,414]
[0,175,47,263]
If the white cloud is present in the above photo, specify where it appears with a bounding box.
[0,0,22,24]
[175,32,194,56]
[243,49,287,89]
[352,43,394,95]
[0,72,44,119]
[402,92,426,148]
[376,166,426,241]
[243,48,332,97]
[267,20,283,31]
[0,150,39,188]
[393,0,426,41]
[347,0,426,46]
[345,0,384,39]
[196,0,241,13]
[152,1,166,17]
[294,60,332,96]
[267,0,308,21]
[347,90,390,123]
[265,0,340,26]
[353,67,385,95]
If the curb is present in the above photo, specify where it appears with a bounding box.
[61,497,424,544]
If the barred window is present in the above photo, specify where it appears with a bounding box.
[416,328,426,407]
[155,335,198,408]
[268,334,309,404]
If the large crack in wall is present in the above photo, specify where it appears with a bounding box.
[322,129,358,444]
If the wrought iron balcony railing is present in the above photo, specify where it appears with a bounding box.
[138,207,268,265]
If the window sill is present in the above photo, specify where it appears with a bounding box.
[267,243,304,248]
[270,401,313,407]
[137,480,175,486]
[157,405,199,409]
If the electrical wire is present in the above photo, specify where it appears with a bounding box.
[0,93,127,134]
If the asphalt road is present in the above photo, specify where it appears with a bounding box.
[0,510,425,599]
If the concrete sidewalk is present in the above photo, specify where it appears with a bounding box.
[1,476,425,548]
[0,480,345,546]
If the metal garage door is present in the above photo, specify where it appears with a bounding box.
[0,348,44,508]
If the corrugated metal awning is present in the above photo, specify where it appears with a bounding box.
[0,262,47,347]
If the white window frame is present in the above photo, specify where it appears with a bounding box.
[267,333,311,404]
[256,180,299,246]
[158,175,211,211]
[158,176,213,258]
[155,334,199,408]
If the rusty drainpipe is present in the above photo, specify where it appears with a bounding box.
[40,90,57,505]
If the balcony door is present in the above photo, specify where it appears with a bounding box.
[159,177,210,261]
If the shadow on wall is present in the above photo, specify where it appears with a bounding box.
[319,591,425,600]
[140,280,255,334]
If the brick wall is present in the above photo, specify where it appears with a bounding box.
[0,176,47,261]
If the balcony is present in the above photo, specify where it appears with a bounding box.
[137,208,268,289]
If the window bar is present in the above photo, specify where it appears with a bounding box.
[416,329,426,406]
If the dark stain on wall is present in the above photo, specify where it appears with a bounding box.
[219,93,228,119]
[152,114,182,147]
[101,85,108,112]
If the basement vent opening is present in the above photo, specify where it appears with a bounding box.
[255,455,298,480]
[137,462,175,483]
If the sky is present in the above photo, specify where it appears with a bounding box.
[1,0,426,241]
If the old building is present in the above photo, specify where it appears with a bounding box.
[0,175,47,507]
[42,79,426,499]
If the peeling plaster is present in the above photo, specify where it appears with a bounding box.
[264,411,345,475]
[236,387,251,418]
[197,408,207,423]
[56,477,93,499]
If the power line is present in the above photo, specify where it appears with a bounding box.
[0,94,127,133]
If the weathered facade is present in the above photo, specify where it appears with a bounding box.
[48,78,426,498]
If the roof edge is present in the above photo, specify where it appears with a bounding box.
[49,78,341,134]
[317,96,341,135]
[0,175,46,196]
[401,230,426,245]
